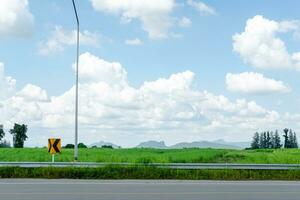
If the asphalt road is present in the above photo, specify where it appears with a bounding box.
[1,179,300,200]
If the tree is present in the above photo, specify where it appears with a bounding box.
[10,124,28,148]
[78,143,87,148]
[270,132,275,149]
[266,132,271,148]
[251,132,260,149]
[0,126,5,142]
[273,130,282,149]
[287,130,298,149]
[293,132,298,148]
[259,132,264,149]
[289,129,295,148]
[283,128,289,148]
[250,130,282,149]
[262,132,267,148]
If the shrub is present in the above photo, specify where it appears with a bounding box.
[64,144,75,149]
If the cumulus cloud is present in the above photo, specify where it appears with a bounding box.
[1,53,295,146]
[17,84,48,102]
[125,38,143,46]
[0,86,47,128]
[38,26,100,55]
[187,0,216,15]
[233,15,300,70]
[226,72,290,94]
[0,0,34,39]
[178,17,192,28]
[90,0,175,39]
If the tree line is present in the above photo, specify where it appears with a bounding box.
[251,128,298,149]
[1,124,115,149]
[0,124,28,148]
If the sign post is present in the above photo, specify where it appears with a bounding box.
[48,138,61,163]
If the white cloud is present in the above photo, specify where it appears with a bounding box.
[0,0,34,39]
[187,0,216,15]
[125,38,143,46]
[76,52,128,86]
[17,84,48,102]
[226,72,290,94]
[38,26,100,55]
[233,15,300,70]
[1,52,296,146]
[0,63,16,100]
[179,17,192,28]
[90,0,175,39]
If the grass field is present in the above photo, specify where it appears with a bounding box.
[1,148,300,164]
[1,148,300,180]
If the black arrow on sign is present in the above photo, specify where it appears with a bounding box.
[53,139,60,153]
[48,139,52,153]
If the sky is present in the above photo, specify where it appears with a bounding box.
[1,0,300,147]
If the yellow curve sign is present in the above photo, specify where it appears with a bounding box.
[48,138,61,154]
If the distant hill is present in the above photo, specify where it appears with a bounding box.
[169,141,240,149]
[136,141,167,149]
[89,141,120,148]
[136,140,247,149]
[213,139,250,149]
[90,140,249,149]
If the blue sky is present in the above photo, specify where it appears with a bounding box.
[1,0,300,147]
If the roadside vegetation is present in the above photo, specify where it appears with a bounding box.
[0,125,300,165]
[1,166,300,180]
[1,125,300,180]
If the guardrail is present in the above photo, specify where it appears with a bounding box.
[0,162,300,170]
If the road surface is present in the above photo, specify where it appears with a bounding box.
[1,179,300,200]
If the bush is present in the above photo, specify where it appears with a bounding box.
[64,144,74,149]
[78,143,87,148]
[101,145,113,149]
[0,140,11,148]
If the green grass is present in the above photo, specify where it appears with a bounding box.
[1,148,300,180]
[0,166,300,180]
[1,148,300,164]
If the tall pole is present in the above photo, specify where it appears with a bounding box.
[72,0,79,162]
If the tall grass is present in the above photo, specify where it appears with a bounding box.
[0,166,300,180]
[1,148,300,164]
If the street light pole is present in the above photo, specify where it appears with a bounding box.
[72,0,79,162]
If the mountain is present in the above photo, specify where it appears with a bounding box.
[169,141,240,149]
[213,139,250,149]
[89,141,120,148]
[136,141,167,149]
[136,140,246,149]
[90,140,249,149]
